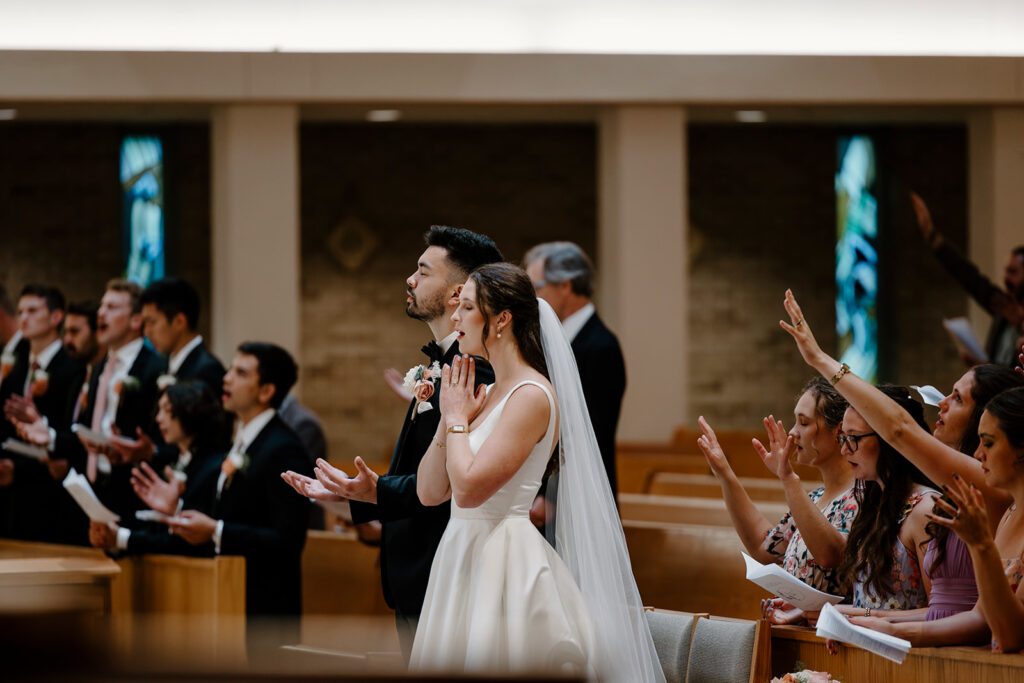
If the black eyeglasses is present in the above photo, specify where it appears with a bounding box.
[836,432,879,452]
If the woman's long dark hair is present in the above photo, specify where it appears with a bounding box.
[985,386,1024,452]
[837,385,935,600]
[926,365,1024,572]
[161,380,228,456]
[469,263,548,379]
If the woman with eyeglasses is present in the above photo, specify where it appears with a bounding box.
[780,291,1024,647]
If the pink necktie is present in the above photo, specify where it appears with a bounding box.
[87,356,118,482]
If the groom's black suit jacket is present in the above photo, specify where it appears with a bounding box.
[570,312,626,496]
[350,341,493,618]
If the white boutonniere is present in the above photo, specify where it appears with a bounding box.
[157,373,177,390]
[30,369,49,397]
[403,361,442,418]
[113,375,141,397]
[171,450,192,484]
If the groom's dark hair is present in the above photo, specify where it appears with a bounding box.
[425,226,503,279]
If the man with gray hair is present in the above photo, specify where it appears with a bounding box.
[524,242,626,497]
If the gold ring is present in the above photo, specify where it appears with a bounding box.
[795,319,804,327]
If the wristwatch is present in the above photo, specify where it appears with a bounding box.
[446,424,468,434]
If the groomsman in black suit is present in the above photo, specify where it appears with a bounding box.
[296,226,502,659]
[14,280,166,524]
[167,342,312,651]
[109,278,227,465]
[525,242,626,497]
[0,285,88,542]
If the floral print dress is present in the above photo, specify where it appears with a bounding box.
[991,556,1023,652]
[763,486,859,596]
[852,490,936,610]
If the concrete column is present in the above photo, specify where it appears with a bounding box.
[968,108,1024,337]
[210,105,301,365]
[598,106,688,443]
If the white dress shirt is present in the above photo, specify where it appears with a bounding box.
[560,302,595,343]
[168,335,203,376]
[437,330,459,355]
[99,337,145,436]
[2,329,23,357]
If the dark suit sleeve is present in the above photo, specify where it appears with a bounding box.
[219,442,311,556]
[932,239,1007,315]
[575,333,626,494]
[289,414,327,465]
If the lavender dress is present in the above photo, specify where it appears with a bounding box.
[923,534,978,620]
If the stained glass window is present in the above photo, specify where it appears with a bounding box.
[121,135,164,286]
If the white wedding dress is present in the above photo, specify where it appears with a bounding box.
[408,380,597,676]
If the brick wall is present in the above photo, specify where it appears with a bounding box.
[299,123,598,462]
[0,123,213,338]
[688,125,969,432]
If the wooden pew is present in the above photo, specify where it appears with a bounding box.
[0,539,120,615]
[645,472,819,501]
[111,553,247,665]
[624,520,769,620]
[771,625,1024,683]
[616,445,710,494]
[302,529,390,617]
[620,493,789,526]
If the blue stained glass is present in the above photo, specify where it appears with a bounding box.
[121,136,164,286]
[835,135,878,384]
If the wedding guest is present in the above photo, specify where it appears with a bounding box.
[524,241,625,496]
[778,290,1024,644]
[0,284,23,357]
[925,387,1024,653]
[168,342,312,650]
[911,193,1024,367]
[11,280,165,524]
[0,284,24,490]
[109,277,227,469]
[139,277,224,394]
[0,285,88,543]
[282,225,502,660]
[89,380,225,556]
[697,378,856,595]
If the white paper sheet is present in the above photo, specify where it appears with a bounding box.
[2,438,48,461]
[62,467,119,524]
[943,317,989,363]
[815,602,911,664]
[911,385,945,407]
[70,423,111,447]
[742,552,843,611]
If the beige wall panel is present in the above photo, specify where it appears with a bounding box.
[211,105,300,362]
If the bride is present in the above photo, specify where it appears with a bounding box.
[411,263,663,681]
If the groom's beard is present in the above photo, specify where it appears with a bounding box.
[406,289,446,322]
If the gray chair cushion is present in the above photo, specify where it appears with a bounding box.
[685,618,757,683]
[645,611,695,683]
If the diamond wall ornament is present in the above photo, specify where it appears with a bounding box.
[326,215,379,272]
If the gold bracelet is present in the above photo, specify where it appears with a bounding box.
[830,362,851,386]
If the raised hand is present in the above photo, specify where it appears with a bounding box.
[15,417,50,447]
[440,355,486,425]
[4,394,40,425]
[696,416,733,478]
[927,475,992,550]
[313,457,379,504]
[109,426,156,465]
[130,461,184,516]
[88,520,117,550]
[384,367,414,402]
[281,469,345,502]
[779,289,827,367]
[909,192,939,246]
[169,510,217,545]
[752,415,796,480]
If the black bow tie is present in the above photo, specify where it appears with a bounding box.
[421,341,444,362]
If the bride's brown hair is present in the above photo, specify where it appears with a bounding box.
[469,263,549,379]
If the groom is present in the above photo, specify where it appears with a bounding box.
[329,226,502,658]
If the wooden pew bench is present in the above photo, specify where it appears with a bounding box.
[620,493,790,527]
[643,472,820,501]
[624,520,769,620]
[771,624,1024,683]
